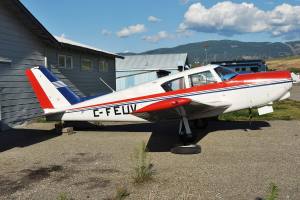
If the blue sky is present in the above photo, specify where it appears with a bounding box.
[21,0,300,53]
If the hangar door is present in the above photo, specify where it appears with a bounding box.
[0,59,11,131]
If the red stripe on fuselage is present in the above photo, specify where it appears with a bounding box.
[25,69,54,109]
[69,70,291,111]
[134,98,191,113]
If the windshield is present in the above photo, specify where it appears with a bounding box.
[215,66,238,81]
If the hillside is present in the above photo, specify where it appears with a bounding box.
[267,56,300,72]
[120,40,300,64]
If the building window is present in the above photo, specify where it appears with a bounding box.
[66,56,73,69]
[99,60,109,72]
[58,55,65,68]
[58,55,73,69]
[81,58,93,71]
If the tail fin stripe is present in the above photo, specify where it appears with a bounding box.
[38,66,81,105]
[25,69,54,109]
[57,87,81,104]
[53,81,67,88]
[39,67,59,82]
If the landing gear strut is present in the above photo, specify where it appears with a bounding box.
[171,116,201,154]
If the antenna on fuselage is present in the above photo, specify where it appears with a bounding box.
[99,77,115,93]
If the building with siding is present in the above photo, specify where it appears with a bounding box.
[116,53,190,91]
[0,0,122,130]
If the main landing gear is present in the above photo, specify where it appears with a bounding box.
[171,116,202,154]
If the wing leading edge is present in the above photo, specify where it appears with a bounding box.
[133,98,231,121]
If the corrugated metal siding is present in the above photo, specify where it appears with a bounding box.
[0,1,117,130]
[116,53,188,70]
[0,2,45,130]
[116,70,178,91]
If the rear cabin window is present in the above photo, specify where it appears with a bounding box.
[189,71,216,87]
[161,77,185,92]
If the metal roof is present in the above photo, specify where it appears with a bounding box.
[2,0,122,58]
[55,36,123,59]
[116,53,189,71]
[2,0,60,47]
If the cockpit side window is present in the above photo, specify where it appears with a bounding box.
[189,70,216,87]
[161,77,185,92]
[215,66,238,81]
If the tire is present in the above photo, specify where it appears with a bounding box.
[171,144,201,154]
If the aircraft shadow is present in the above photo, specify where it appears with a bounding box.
[67,121,153,132]
[147,120,271,152]
[0,120,270,153]
[0,128,60,153]
[67,120,270,152]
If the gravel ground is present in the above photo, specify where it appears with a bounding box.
[0,120,299,200]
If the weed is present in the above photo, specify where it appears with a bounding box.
[132,141,154,184]
[265,183,279,200]
[112,186,130,200]
[57,192,70,200]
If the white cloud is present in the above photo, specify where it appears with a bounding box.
[148,16,161,23]
[179,1,300,39]
[101,29,112,36]
[60,33,66,38]
[180,0,189,4]
[142,31,173,43]
[117,24,146,38]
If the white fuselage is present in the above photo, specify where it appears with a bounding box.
[48,65,292,122]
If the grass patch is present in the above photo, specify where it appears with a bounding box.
[57,193,71,200]
[288,67,300,73]
[132,141,154,184]
[219,99,300,121]
[265,183,279,200]
[112,186,130,200]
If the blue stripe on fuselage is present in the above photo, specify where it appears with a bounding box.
[66,79,292,113]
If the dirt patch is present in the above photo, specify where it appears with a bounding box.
[0,176,25,196]
[90,168,120,174]
[73,177,110,190]
[0,165,64,197]
[21,165,63,182]
[67,153,100,164]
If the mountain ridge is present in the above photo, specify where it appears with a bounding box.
[118,40,300,64]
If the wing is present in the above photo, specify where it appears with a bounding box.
[132,98,231,122]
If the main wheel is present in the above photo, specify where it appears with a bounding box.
[171,144,201,154]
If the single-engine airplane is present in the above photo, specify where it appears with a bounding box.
[25,65,293,145]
